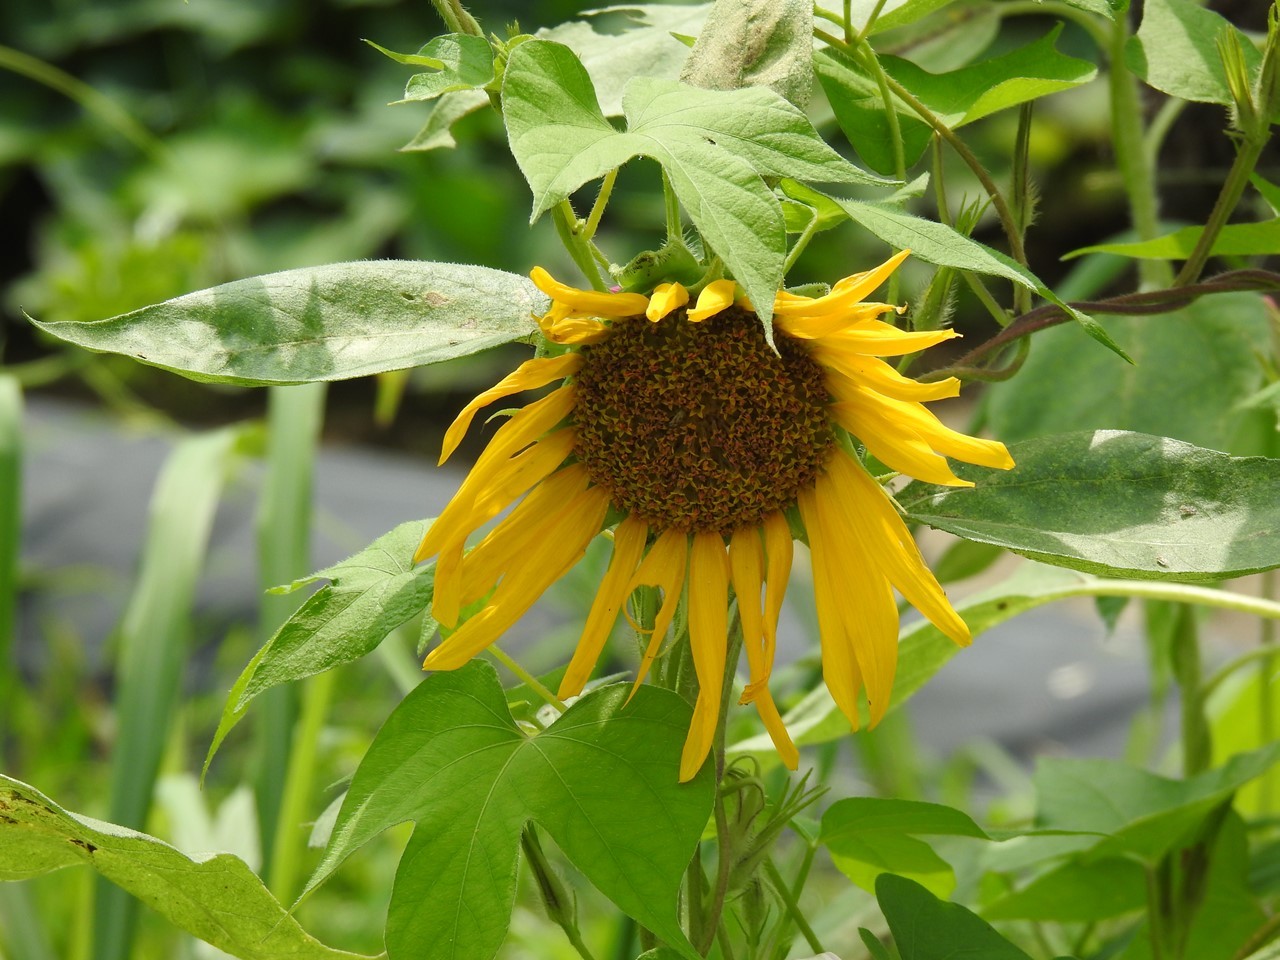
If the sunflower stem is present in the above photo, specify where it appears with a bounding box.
[583,169,618,243]
[554,200,607,291]
[490,643,567,713]
[427,0,483,36]
[1173,134,1268,287]
[1170,605,1210,777]
[662,168,682,243]
[783,208,821,276]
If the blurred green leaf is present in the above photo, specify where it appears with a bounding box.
[1126,0,1265,108]
[0,776,371,960]
[503,39,886,326]
[984,293,1271,449]
[205,520,435,778]
[817,0,966,36]
[984,857,1147,920]
[1034,741,1280,863]
[883,26,1097,127]
[1067,219,1280,259]
[305,661,711,960]
[538,4,710,116]
[876,874,1035,960]
[901,430,1280,582]
[30,261,541,386]
[679,0,813,108]
[397,35,495,102]
[821,799,989,897]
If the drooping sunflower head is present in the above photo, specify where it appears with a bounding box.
[415,253,1014,781]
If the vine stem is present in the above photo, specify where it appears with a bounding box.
[554,200,607,290]
[763,857,825,955]
[1173,135,1268,287]
[427,0,482,36]
[583,169,618,243]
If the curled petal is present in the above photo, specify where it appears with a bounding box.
[530,266,648,318]
[687,280,738,322]
[646,282,690,322]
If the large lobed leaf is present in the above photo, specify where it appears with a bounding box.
[29,261,540,386]
[680,0,814,108]
[901,430,1280,583]
[502,38,887,327]
[0,777,374,960]
[305,661,713,960]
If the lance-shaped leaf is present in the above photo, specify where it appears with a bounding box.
[1066,218,1280,260]
[29,261,540,386]
[305,661,713,960]
[204,520,435,776]
[503,39,887,327]
[900,430,1280,583]
[0,776,373,960]
[402,89,489,152]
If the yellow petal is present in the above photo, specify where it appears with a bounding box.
[809,469,899,727]
[415,387,578,562]
[687,280,738,322]
[560,515,649,698]
[680,531,729,782]
[729,527,766,697]
[827,452,970,645]
[439,354,582,465]
[822,354,961,403]
[818,324,959,356]
[646,282,690,322]
[628,529,690,696]
[530,266,648,318]
[830,399,970,487]
[423,478,610,670]
[772,250,910,319]
[798,486,864,729]
[540,313,610,345]
[775,302,903,340]
[760,511,793,674]
[753,686,798,770]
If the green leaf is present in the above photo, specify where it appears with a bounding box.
[984,857,1147,920]
[729,563,1280,767]
[0,776,372,960]
[1067,218,1280,260]
[1252,173,1280,215]
[306,661,712,960]
[29,262,540,386]
[537,4,710,116]
[901,430,1280,583]
[679,0,814,108]
[818,0,966,36]
[502,39,887,327]
[821,799,989,897]
[983,293,1271,449]
[1033,741,1280,863]
[876,874,1034,960]
[394,34,495,101]
[401,89,489,152]
[1126,0,1263,107]
[1052,0,1121,19]
[779,181,1127,360]
[205,521,436,776]
[883,27,1097,127]
[814,48,932,176]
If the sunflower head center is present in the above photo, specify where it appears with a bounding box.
[572,305,833,534]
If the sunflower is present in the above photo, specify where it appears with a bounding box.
[414,251,1013,781]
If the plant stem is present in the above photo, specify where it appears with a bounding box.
[662,168,682,243]
[1259,569,1277,811]
[1011,102,1034,314]
[490,642,567,712]
[583,169,618,243]
[1170,605,1210,777]
[554,200,607,290]
[1174,135,1268,287]
[763,857,825,955]
[522,827,599,960]
[1200,642,1280,700]
[1107,13,1173,288]
[784,209,821,275]
[428,0,483,36]
[855,0,891,44]
[818,30,1027,269]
